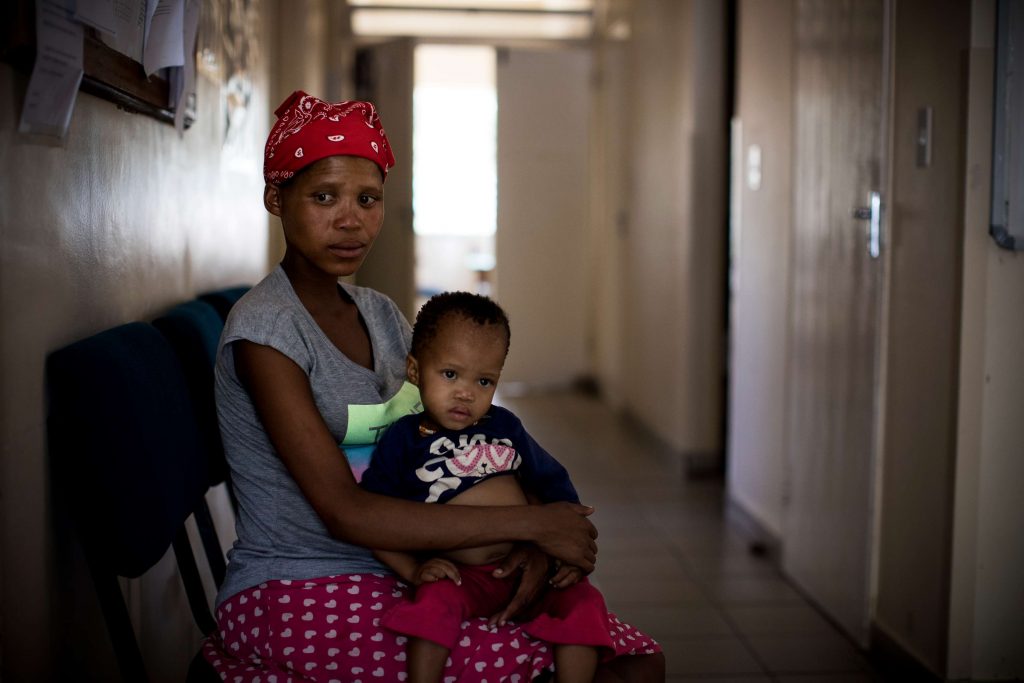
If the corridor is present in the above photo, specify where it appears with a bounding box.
[499,391,882,683]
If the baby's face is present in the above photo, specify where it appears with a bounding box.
[408,317,507,431]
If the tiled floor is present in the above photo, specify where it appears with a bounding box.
[498,391,883,683]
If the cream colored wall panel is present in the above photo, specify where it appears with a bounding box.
[947,40,992,677]
[950,13,1024,674]
[589,28,629,407]
[496,46,591,389]
[966,4,1024,672]
[970,245,1024,677]
[622,0,727,455]
[351,38,416,321]
[622,0,691,452]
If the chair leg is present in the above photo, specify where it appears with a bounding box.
[86,552,149,683]
[172,527,217,635]
[193,499,227,588]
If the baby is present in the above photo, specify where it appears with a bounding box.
[361,292,650,683]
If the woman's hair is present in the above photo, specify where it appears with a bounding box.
[411,291,511,358]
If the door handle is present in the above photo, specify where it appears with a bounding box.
[852,191,882,259]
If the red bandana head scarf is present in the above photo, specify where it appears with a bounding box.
[263,90,396,186]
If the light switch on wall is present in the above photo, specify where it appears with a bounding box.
[747,144,762,190]
[916,106,933,168]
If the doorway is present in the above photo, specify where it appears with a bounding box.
[356,40,592,390]
[412,44,498,309]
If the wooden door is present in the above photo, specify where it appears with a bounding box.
[783,0,889,645]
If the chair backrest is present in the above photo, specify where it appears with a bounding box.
[153,299,234,588]
[153,299,228,489]
[47,322,219,681]
[197,285,250,322]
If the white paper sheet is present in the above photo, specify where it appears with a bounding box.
[18,0,85,139]
[173,0,200,135]
[97,0,150,63]
[73,0,118,35]
[143,0,184,77]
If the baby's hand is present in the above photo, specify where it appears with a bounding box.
[413,558,461,586]
[549,561,584,590]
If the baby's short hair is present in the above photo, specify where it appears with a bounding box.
[411,291,511,358]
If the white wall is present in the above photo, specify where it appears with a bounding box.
[726,0,793,538]
[265,0,343,267]
[948,2,1024,678]
[621,0,728,455]
[589,12,630,408]
[0,4,271,679]
[351,38,417,320]
[496,47,592,389]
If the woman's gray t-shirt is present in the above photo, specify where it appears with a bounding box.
[214,266,421,605]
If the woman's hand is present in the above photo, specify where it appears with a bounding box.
[528,502,598,572]
[487,546,588,626]
[235,341,597,557]
[413,557,462,586]
[489,544,550,626]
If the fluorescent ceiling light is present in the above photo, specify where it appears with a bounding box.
[352,8,592,40]
[349,1,593,10]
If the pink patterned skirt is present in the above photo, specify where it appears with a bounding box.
[381,563,653,662]
[202,572,659,682]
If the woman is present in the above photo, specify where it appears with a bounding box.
[202,91,664,682]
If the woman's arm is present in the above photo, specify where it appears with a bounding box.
[234,341,599,570]
[371,549,422,584]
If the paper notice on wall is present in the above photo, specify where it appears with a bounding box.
[73,0,118,35]
[18,0,85,139]
[172,0,199,135]
[97,0,151,64]
[143,0,184,77]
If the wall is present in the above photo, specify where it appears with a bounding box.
[948,1,1024,678]
[589,7,630,408]
[0,3,271,678]
[725,0,793,538]
[264,0,339,268]
[351,38,417,320]
[621,0,728,455]
[873,0,970,672]
[496,46,592,389]
[726,0,1024,677]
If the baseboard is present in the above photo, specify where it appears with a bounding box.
[869,624,944,682]
[724,496,781,561]
[681,450,724,479]
[723,504,979,683]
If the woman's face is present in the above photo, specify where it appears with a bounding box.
[265,155,385,280]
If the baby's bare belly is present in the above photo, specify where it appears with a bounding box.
[443,475,529,566]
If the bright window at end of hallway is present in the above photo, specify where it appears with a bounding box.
[413,44,497,237]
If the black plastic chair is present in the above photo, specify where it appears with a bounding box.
[47,322,222,682]
[152,301,227,486]
[153,299,234,588]
[197,285,249,322]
